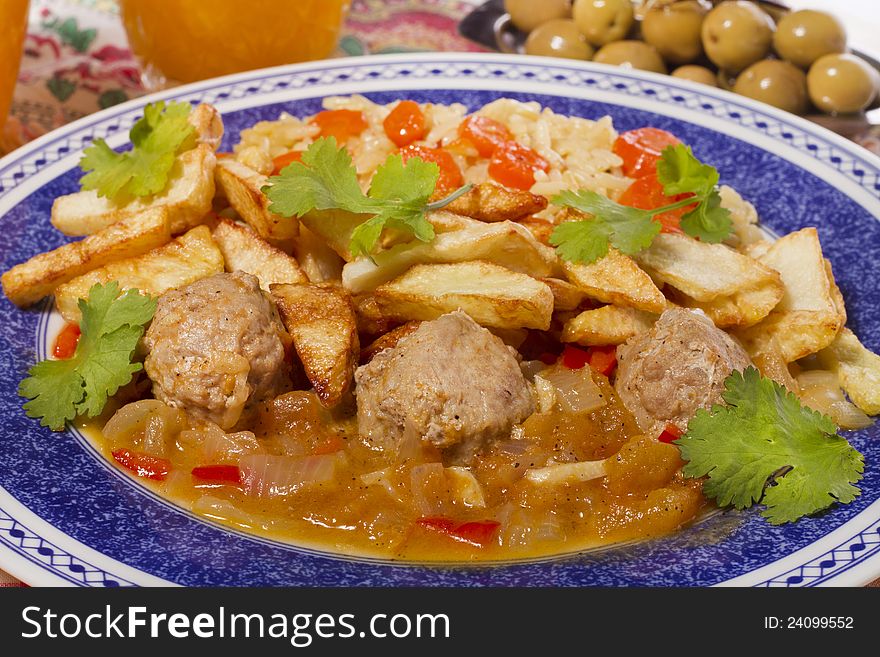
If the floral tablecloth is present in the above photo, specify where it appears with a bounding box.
[1,0,878,588]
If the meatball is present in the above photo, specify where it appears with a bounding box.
[614,308,751,436]
[354,311,534,463]
[144,272,289,429]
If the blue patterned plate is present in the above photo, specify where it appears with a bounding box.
[1,54,878,587]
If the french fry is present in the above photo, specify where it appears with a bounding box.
[215,159,298,242]
[342,220,557,293]
[51,144,216,236]
[368,261,554,330]
[442,182,548,222]
[563,249,666,313]
[541,277,586,311]
[298,208,368,262]
[211,218,306,291]
[818,328,880,415]
[189,103,224,151]
[673,278,784,328]
[738,228,845,362]
[2,207,170,307]
[635,232,781,302]
[561,305,658,346]
[271,283,359,408]
[291,224,344,283]
[55,225,223,323]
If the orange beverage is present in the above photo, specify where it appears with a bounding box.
[0,0,28,129]
[119,0,350,85]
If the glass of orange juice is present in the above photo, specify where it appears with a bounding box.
[119,0,350,87]
[0,0,29,133]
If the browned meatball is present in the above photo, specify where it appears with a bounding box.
[614,308,751,436]
[354,311,534,463]
[144,272,289,429]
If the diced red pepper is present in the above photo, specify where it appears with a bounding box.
[191,465,242,484]
[613,127,681,178]
[657,424,683,444]
[587,345,618,377]
[561,344,591,370]
[383,100,426,147]
[271,150,303,175]
[399,144,464,196]
[488,141,550,191]
[310,109,368,142]
[53,322,81,359]
[458,115,513,157]
[416,517,501,547]
[112,449,171,481]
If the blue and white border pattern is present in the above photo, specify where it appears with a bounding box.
[0,54,878,587]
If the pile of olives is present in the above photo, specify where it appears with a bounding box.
[505,0,880,116]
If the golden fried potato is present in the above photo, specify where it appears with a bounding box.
[740,228,845,362]
[342,220,557,293]
[189,103,224,151]
[271,283,359,408]
[2,207,171,307]
[51,144,216,236]
[290,224,345,283]
[635,232,781,302]
[55,225,223,323]
[215,159,298,242]
[211,218,306,291]
[561,305,658,346]
[442,182,548,222]
[367,261,554,330]
[674,278,784,328]
[298,208,368,262]
[818,328,880,415]
[541,277,587,311]
[563,249,666,313]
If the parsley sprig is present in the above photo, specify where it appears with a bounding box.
[79,101,197,200]
[549,144,733,264]
[675,368,864,525]
[263,137,472,258]
[19,282,157,431]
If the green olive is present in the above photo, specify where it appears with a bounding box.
[572,0,634,47]
[642,1,708,65]
[672,65,718,86]
[525,19,594,60]
[773,10,846,69]
[716,69,737,91]
[701,1,775,74]
[808,53,880,114]
[505,0,571,33]
[593,40,667,74]
[733,59,808,114]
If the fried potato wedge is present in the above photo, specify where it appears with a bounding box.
[189,103,224,151]
[291,224,345,283]
[368,261,553,330]
[55,225,223,323]
[2,207,171,307]
[739,228,845,362]
[51,144,216,237]
[271,283,359,408]
[635,232,781,302]
[516,216,555,245]
[215,159,298,242]
[817,328,880,415]
[561,305,658,346]
[563,249,666,313]
[212,218,306,291]
[298,208,369,262]
[674,278,784,329]
[342,220,557,293]
[442,182,548,222]
[541,277,586,311]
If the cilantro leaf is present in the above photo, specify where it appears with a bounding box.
[657,144,731,243]
[264,138,468,258]
[18,282,157,431]
[549,190,661,263]
[79,101,196,200]
[675,367,864,525]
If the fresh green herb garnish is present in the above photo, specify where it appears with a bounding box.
[549,144,733,264]
[675,367,864,525]
[19,282,157,431]
[263,137,471,258]
[79,101,197,200]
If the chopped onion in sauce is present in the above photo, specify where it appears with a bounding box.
[524,459,607,485]
[239,454,338,499]
[445,466,486,508]
[541,365,606,414]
